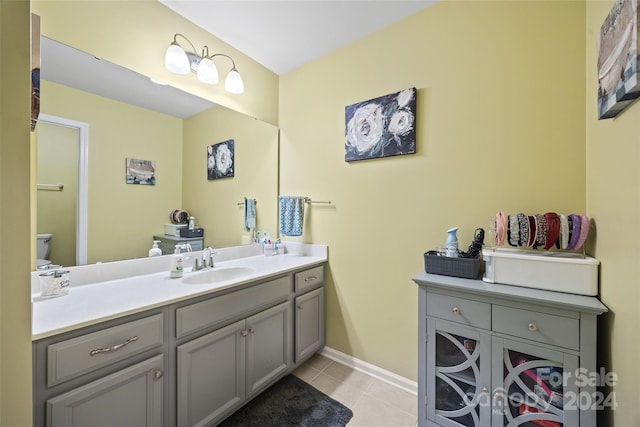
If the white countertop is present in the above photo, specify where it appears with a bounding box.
[32,243,327,340]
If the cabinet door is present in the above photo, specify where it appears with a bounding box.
[47,355,164,427]
[491,337,579,427]
[426,319,491,427]
[246,301,292,397]
[177,320,246,427]
[295,287,325,362]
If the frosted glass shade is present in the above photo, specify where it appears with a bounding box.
[165,43,190,74]
[225,68,244,94]
[197,57,219,84]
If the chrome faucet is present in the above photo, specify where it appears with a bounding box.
[203,246,215,269]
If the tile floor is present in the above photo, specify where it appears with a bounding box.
[293,353,418,427]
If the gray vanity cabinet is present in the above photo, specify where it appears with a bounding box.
[414,272,607,427]
[294,265,325,362]
[176,320,246,427]
[176,301,292,427]
[295,287,325,362]
[46,354,164,427]
[33,309,169,427]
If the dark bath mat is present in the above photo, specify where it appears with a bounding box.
[218,374,353,427]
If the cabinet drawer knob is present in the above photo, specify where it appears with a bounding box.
[248,326,255,334]
[89,336,138,356]
[494,392,503,401]
[298,304,303,310]
[452,307,460,315]
[528,323,538,332]
[241,330,248,337]
[481,387,489,394]
[304,276,317,282]
[154,369,163,380]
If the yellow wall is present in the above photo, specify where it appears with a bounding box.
[182,106,279,247]
[279,0,587,380]
[586,1,640,425]
[31,0,279,125]
[0,0,33,424]
[41,81,183,263]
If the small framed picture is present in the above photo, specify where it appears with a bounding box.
[125,158,156,185]
[208,139,234,180]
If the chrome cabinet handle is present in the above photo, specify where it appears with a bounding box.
[298,303,303,310]
[304,276,317,282]
[481,387,489,394]
[154,369,163,380]
[528,323,538,332]
[248,326,255,334]
[89,336,138,356]
[241,330,248,337]
[452,307,460,315]
[494,392,503,401]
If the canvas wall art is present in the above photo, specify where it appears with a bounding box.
[126,158,156,185]
[345,87,416,162]
[597,0,640,119]
[208,139,234,180]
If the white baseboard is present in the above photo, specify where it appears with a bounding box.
[319,346,417,396]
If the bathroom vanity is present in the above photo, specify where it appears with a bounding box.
[32,244,326,427]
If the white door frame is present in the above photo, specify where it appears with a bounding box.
[37,114,89,265]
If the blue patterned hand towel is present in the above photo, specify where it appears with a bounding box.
[244,197,256,231]
[279,196,305,236]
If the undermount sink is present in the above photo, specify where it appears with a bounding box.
[181,267,255,285]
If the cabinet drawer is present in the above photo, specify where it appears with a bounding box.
[176,276,290,339]
[492,305,579,350]
[47,314,164,387]
[294,265,324,293]
[426,292,491,330]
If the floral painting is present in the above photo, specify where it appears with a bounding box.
[345,87,416,162]
[208,139,234,180]
[597,0,640,119]
[126,158,156,185]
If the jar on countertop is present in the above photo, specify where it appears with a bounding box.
[39,270,70,298]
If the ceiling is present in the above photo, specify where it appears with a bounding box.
[159,0,437,75]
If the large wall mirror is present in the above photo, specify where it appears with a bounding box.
[35,37,279,269]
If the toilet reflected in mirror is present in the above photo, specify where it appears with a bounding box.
[36,233,53,269]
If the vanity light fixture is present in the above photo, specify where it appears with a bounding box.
[164,33,244,94]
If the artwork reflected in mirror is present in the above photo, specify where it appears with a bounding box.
[208,139,235,180]
[126,158,156,185]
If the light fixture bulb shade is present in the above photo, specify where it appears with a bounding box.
[165,43,190,74]
[197,57,219,84]
[225,69,244,94]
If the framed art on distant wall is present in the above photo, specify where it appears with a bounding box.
[597,0,640,119]
[345,87,416,162]
[126,158,156,185]
[208,139,234,180]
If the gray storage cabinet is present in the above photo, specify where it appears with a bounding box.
[413,272,607,427]
[34,263,325,427]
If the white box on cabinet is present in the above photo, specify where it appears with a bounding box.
[482,248,599,296]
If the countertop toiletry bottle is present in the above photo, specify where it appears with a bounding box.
[148,240,162,257]
[446,227,459,257]
[188,216,195,231]
[170,245,184,278]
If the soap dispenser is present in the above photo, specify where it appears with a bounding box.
[149,240,162,257]
[169,245,184,278]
